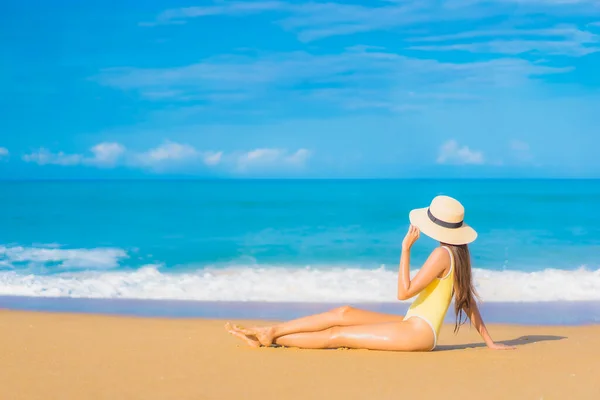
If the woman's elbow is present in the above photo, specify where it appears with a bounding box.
[397,291,410,301]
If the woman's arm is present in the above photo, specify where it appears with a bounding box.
[397,225,447,300]
[468,301,516,350]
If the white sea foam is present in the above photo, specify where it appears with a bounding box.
[1,265,599,302]
[0,245,128,270]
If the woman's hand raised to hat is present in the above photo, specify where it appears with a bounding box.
[402,225,420,251]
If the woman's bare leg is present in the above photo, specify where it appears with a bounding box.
[274,319,434,351]
[227,306,404,346]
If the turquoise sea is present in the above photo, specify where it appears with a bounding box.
[1,179,599,305]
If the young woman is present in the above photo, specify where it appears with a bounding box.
[225,195,515,351]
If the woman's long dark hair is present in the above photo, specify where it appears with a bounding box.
[443,243,480,333]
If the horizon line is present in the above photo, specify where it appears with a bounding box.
[1,177,599,182]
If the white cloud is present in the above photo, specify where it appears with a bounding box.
[244,148,282,163]
[134,141,199,166]
[146,1,393,34]
[22,141,221,171]
[237,148,312,170]
[286,148,311,165]
[203,151,223,166]
[437,140,485,165]
[409,26,594,44]
[95,48,569,113]
[150,2,287,25]
[408,25,600,57]
[130,141,222,170]
[107,1,599,114]
[23,142,125,167]
[0,147,8,158]
[130,144,311,173]
[409,41,598,57]
[498,0,597,5]
[23,149,83,166]
[86,142,126,167]
[20,142,312,174]
[146,1,600,42]
[133,0,598,115]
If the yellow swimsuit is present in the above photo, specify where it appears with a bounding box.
[403,246,455,350]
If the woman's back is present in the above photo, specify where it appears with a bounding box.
[403,246,455,347]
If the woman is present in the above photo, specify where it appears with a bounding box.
[225,195,515,351]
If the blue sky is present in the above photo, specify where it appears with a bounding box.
[1,0,599,179]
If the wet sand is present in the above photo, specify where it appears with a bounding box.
[1,310,598,399]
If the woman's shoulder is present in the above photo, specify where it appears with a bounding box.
[432,245,451,256]
[429,246,452,265]
[432,246,453,278]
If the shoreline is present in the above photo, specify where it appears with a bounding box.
[1,295,599,325]
[1,309,599,399]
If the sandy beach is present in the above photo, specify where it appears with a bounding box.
[1,310,598,400]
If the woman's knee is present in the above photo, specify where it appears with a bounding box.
[324,326,343,348]
[330,305,354,321]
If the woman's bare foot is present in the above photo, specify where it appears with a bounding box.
[237,325,276,347]
[227,323,276,347]
[224,322,260,348]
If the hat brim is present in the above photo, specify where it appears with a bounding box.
[409,207,477,245]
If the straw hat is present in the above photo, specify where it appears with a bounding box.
[409,195,477,245]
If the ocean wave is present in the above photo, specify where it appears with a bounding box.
[1,265,599,302]
[0,245,128,270]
